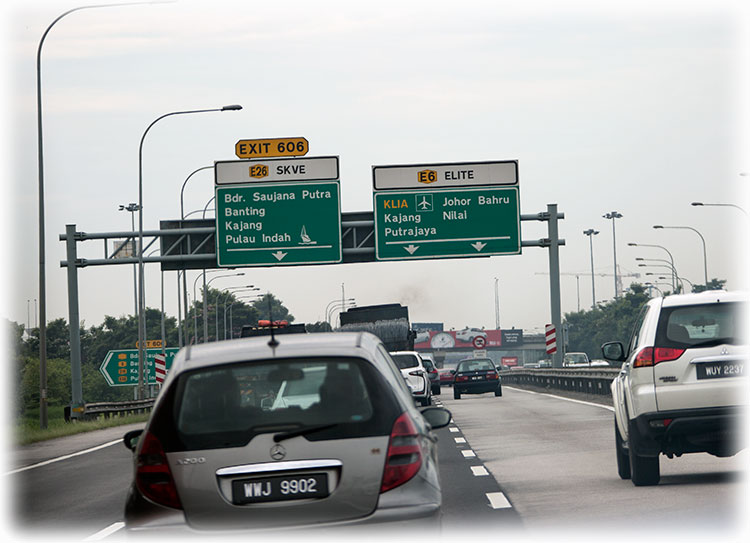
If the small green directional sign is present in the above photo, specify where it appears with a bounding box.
[99,348,179,387]
[216,181,342,266]
[373,186,521,260]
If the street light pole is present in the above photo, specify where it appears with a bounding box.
[691,201,748,217]
[583,229,599,309]
[602,212,623,298]
[653,224,708,287]
[137,104,241,399]
[628,242,676,292]
[35,1,160,428]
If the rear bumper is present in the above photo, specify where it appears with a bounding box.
[630,405,745,457]
[454,381,501,394]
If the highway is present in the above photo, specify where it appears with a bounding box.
[7,387,746,539]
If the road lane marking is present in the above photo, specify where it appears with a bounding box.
[471,466,489,476]
[454,437,466,443]
[84,522,125,541]
[449,427,460,432]
[506,386,614,412]
[5,439,122,475]
[486,492,512,509]
[461,449,476,458]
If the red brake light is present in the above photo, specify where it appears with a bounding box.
[381,413,422,493]
[455,375,469,382]
[136,431,182,509]
[487,372,498,380]
[633,347,686,368]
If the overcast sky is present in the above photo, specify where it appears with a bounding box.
[2,0,749,339]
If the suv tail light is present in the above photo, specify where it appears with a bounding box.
[381,412,422,493]
[633,347,686,368]
[136,431,182,509]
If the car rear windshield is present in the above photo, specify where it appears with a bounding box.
[391,354,419,369]
[656,301,747,348]
[150,357,400,452]
[457,360,495,372]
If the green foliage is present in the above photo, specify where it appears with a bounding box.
[564,283,650,360]
[692,278,727,293]
[306,321,333,333]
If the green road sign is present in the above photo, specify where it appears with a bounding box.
[373,186,521,260]
[99,348,179,387]
[216,181,342,266]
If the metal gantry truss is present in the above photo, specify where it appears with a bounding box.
[60,205,565,417]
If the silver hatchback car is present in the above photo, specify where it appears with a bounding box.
[123,332,451,533]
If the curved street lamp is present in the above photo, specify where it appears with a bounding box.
[691,201,748,217]
[653,224,708,286]
[628,242,676,292]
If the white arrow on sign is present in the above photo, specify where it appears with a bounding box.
[272,251,288,261]
[404,244,419,255]
[471,241,487,252]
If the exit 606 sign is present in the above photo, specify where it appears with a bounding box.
[235,137,309,159]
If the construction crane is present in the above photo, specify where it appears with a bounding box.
[536,269,640,311]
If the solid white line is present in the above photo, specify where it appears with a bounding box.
[506,386,614,412]
[471,466,489,476]
[486,492,512,509]
[84,522,125,541]
[5,439,123,475]
[461,450,476,458]
[454,437,466,444]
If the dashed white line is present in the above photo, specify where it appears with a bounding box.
[486,492,512,509]
[84,522,125,541]
[471,466,489,476]
[449,427,460,433]
[461,449,476,458]
[454,437,466,444]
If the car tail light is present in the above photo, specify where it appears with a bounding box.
[487,372,498,380]
[136,431,182,509]
[409,370,423,377]
[633,347,686,368]
[381,412,423,493]
[455,375,469,382]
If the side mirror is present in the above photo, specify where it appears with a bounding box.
[420,407,452,429]
[123,429,143,452]
[602,342,626,362]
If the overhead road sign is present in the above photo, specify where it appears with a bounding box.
[100,348,179,387]
[373,160,520,261]
[216,180,342,267]
[373,160,518,190]
[235,137,309,159]
[216,156,339,185]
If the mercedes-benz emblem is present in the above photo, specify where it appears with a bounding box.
[270,444,286,461]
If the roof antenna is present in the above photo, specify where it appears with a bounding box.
[267,294,279,349]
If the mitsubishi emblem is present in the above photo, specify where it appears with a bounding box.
[270,444,287,461]
[721,347,729,355]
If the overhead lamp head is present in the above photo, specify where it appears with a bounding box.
[691,202,704,206]
[627,243,637,247]
[653,225,663,229]
[221,104,243,111]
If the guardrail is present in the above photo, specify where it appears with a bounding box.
[65,399,156,421]
[500,368,620,397]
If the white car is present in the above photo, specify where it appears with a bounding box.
[455,328,486,343]
[602,291,747,486]
[390,351,432,406]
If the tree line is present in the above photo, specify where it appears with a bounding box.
[6,289,310,419]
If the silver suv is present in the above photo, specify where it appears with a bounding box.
[602,291,747,486]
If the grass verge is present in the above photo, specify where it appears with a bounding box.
[15,407,149,446]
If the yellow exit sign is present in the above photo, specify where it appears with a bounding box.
[235,137,309,159]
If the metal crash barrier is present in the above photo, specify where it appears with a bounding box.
[65,399,155,421]
[500,368,620,397]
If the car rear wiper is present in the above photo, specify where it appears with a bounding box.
[273,424,338,443]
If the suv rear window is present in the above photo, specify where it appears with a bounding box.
[656,301,747,348]
[151,357,400,452]
[391,354,420,369]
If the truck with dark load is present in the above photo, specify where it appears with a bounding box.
[338,303,416,351]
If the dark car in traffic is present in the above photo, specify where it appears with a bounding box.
[453,358,502,399]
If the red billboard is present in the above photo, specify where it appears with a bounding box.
[414,328,504,350]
